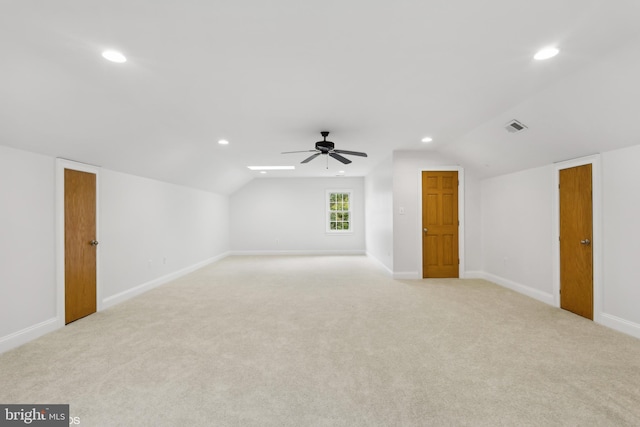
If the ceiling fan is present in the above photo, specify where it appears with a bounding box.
[282,131,368,167]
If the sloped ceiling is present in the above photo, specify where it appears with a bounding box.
[1,1,640,194]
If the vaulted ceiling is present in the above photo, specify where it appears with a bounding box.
[2,1,640,194]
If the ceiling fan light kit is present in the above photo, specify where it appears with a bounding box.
[282,131,368,169]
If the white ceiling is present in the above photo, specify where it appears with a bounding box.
[2,0,640,194]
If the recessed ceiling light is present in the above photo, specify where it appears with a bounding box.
[247,166,295,171]
[260,171,267,174]
[102,50,127,63]
[218,139,229,145]
[421,137,433,143]
[534,47,559,60]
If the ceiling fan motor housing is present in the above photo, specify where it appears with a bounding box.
[316,141,334,153]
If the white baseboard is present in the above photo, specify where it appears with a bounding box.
[0,253,230,354]
[102,252,229,309]
[466,271,640,341]
[464,270,485,279]
[393,270,494,281]
[599,313,640,340]
[365,252,393,276]
[229,250,366,256]
[0,317,60,354]
[475,272,555,306]
[394,267,484,281]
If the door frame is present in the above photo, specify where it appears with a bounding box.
[55,158,101,328]
[552,154,602,322]
[418,166,465,278]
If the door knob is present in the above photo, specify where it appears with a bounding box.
[580,239,591,245]
[423,228,428,233]
[89,240,99,246]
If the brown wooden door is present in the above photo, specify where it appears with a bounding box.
[65,169,97,324]
[559,164,593,320]
[422,171,459,278]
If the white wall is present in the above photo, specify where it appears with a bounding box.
[100,170,230,306]
[0,146,56,341]
[230,177,365,254]
[601,144,640,331]
[464,173,483,275]
[5,140,640,351]
[479,144,640,338]
[480,165,555,303]
[364,157,394,272]
[1,146,230,353]
[392,150,482,277]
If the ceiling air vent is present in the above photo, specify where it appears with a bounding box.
[505,119,528,133]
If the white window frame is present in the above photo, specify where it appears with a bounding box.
[326,189,353,234]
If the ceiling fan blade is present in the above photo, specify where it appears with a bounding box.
[329,152,352,164]
[301,153,321,163]
[333,149,368,157]
[282,150,317,154]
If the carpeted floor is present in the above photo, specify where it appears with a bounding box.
[1,255,640,426]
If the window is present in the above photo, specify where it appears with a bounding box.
[327,190,352,233]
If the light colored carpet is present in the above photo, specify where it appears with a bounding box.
[1,255,640,426]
